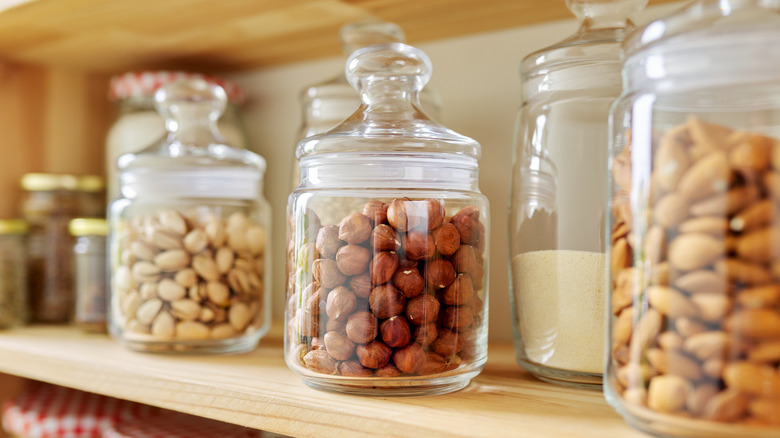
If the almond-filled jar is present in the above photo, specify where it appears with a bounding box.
[606,1,780,436]
[109,79,270,354]
[285,43,489,396]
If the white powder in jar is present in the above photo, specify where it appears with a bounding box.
[511,249,605,374]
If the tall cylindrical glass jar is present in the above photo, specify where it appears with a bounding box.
[285,43,489,396]
[70,218,109,333]
[509,0,646,388]
[0,220,28,329]
[109,79,270,354]
[606,1,780,436]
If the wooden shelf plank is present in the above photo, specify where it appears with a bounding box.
[0,0,680,73]
[0,325,649,438]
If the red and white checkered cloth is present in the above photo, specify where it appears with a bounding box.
[2,383,158,438]
[103,412,263,438]
[109,71,245,104]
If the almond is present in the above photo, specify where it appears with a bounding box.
[677,151,731,200]
[678,216,728,235]
[673,269,727,294]
[647,286,699,319]
[723,362,780,398]
[726,308,780,339]
[689,185,757,217]
[736,226,780,264]
[668,233,723,271]
[653,193,689,228]
[730,199,775,232]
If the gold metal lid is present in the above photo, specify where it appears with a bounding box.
[20,173,79,191]
[0,219,28,234]
[69,218,108,236]
[77,175,105,193]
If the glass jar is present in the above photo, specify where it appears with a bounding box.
[0,220,28,329]
[285,43,489,395]
[75,175,106,218]
[70,218,108,333]
[509,0,646,388]
[292,20,442,189]
[109,79,270,354]
[106,71,248,201]
[605,1,780,436]
[21,173,81,323]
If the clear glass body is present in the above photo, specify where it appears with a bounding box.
[21,180,80,323]
[108,80,270,354]
[605,1,780,436]
[0,231,28,329]
[285,43,489,395]
[106,93,247,201]
[292,20,442,189]
[509,0,646,388]
[74,233,108,333]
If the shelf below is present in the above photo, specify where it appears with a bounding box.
[0,0,680,73]
[0,324,648,437]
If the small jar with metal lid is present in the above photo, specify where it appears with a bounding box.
[109,79,270,354]
[20,173,81,323]
[106,71,249,201]
[69,218,109,333]
[0,219,28,329]
[286,43,489,395]
[75,175,106,218]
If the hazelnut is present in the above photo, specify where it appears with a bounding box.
[369,284,406,319]
[387,198,415,231]
[362,200,389,225]
[370,251,399,285]
[304,285,326,315]
[346,311,378,344]
[371,224,401,251]
[313,258,346,289]
[474,221,486,255]
[451,245,480,278]
[375,364,402,378]
[338,213,372,244]
[403,232,435,261]
[432,223,461,256]
[440,306,474,331]
[325,286,356,321]
[286,291,300,317]
[296,242,320,268]
[406,294,440,325]
[418,352,448,375]
[293,311,320,338]
[303,209,323,239]
[441,274,475,306]
[380,316,411,348]
[290,343,308,367]
[393,343,425,374]
[336,244,371,276]
[425,259,457,289]
[450,206,480,244]
[311,336,326,350]
[356,341,392,369]
[392,268,425,298]
[398,258,418,270]
[325,319,346,333]
[324,331,355,361]
[339,360,375,377]
[316,225,344,259]
[413,322,438,346]
[431,329,463,357]
[422,199,445,230]
[349,274,372,299]
[303,349,338,374]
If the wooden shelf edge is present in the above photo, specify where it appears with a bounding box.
[0,324,648,438]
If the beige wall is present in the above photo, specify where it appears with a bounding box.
[229,3,682,342]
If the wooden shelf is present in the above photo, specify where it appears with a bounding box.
[0,0,679,73]
[0,324,649,438]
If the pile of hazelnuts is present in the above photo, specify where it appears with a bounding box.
[287,198,486,378]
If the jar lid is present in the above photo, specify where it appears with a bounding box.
[109,71,245,104]
[297,43,480,160]
[118,79,264,200]
[69,218,108,236]
[77,175,105,193]
[21,173,79,191]
[0,219,28,234]
[103,412,262,438]
[1,383,158,438]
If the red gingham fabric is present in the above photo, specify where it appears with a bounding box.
[103,412,263,438]
[109,71,245,104]
[1,383,158,438]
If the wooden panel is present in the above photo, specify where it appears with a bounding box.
[0,325,649,438]
[0,373,28,438]
[0,62,111,218]
[0,0,681,73]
